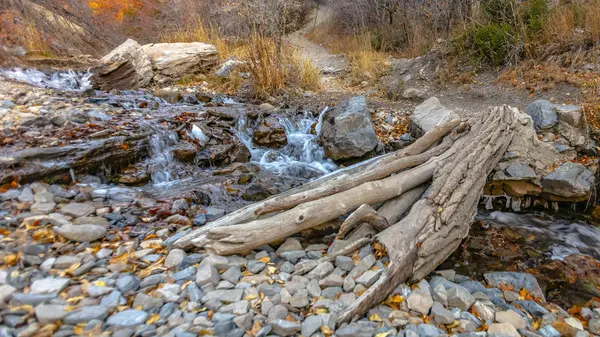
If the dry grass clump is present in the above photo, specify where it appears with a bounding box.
[307,26,386,81]
[162,24,321,99]
[542,0,600,47]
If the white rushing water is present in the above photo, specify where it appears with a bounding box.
[237,109,337,179]
[0,68,93,91]
[481,211,600,261]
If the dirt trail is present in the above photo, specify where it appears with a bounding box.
[285,6,347,75]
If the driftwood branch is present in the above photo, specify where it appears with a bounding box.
[173,118,460,250]
[336,105,517,323]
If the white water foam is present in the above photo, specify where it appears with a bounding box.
[0,68,92,91]
[236,110,337,179]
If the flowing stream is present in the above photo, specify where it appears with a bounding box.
[3,67,599,266]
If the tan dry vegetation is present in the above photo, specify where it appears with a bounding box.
[306,25,387,82]
[161,23,321,99]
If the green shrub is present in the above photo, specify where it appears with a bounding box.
[523,0,549,34]
[482,0,518,25]
[470,24,516,66]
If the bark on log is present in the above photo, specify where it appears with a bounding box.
[336,105,517,324]
[173,119,460,249]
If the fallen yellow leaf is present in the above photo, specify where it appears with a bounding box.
[146,313,160,324]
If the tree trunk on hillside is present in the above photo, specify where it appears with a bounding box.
[174,106,517,322]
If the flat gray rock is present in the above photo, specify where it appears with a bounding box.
[484,272,545,302]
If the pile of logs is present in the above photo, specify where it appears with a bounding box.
[175,105,518,322]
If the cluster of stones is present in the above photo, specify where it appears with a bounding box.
[1,181,598,337]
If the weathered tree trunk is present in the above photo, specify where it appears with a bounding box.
[336,105,517,323]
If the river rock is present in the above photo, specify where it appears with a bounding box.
[541,162,594,201]
[407,288,433,315]
[54,224,106,242]
[271,319,301,336]
[484,272,545,302]
[410,97,459,137]
[525,100,559,131]
[30,277,69,294]
[142,42,218,85]
[496,310,526,329]
[488,323,520,337]
[92,39,154,90]
[253,116,287,148]
[34,304,68,325]
[172,142,197,162]
[60,203,95,217]
[106,310,148,328]
[318,96,379,160]
[63,305,109,324]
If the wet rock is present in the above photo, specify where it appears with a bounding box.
[410,97,459,137]
[301,314,322,337]
[154,88,182,103]
[484,272,545,302]
[172,142,197,163]
[242,181,273,201]
[335,255,355,271]
[525,100,559,131]
[54,224,106,242]
[196,142,251,167]
[92,39,154,90]
[541,162,594,202]
[505,163,537,179]
[319,96,379,160]
[253,116,287,149]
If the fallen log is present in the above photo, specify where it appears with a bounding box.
[336,105,517,323]
[173,118,461,249]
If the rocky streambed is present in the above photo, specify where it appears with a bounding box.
[0,68,599,337]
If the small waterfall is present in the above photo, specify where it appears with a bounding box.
[236,110,337,179]
[146,128,179,185]
[0,68,93,91]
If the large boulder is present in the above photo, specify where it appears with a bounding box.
[142,42,218,85]
[525,99,558,131]
[410,97,459,137]
[541,162,595,201]
[318,96,379,160]
[92,39,154,91]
